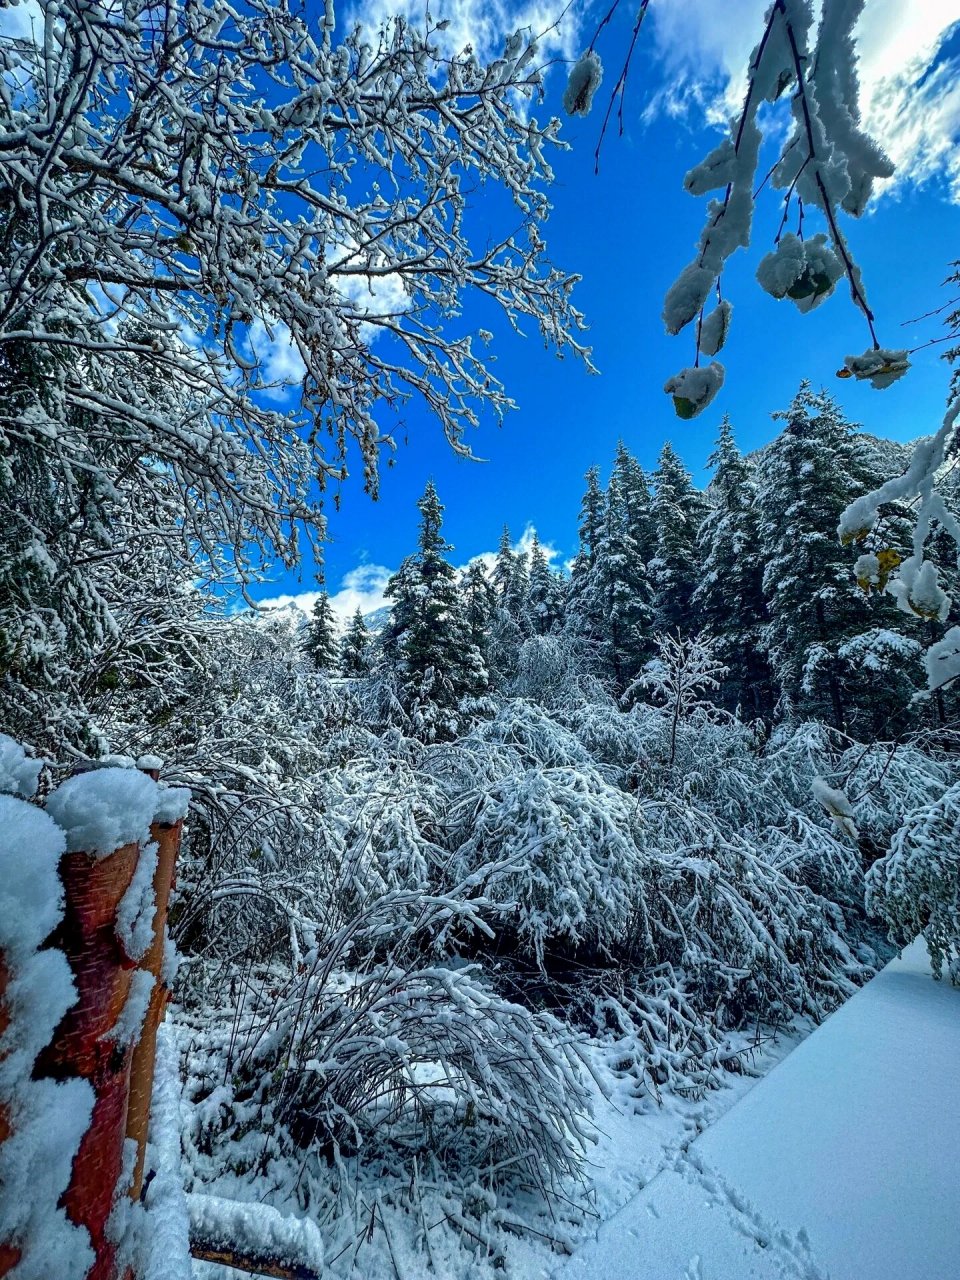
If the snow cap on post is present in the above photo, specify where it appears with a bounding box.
[46,768,160,857]
[154,786,191,827]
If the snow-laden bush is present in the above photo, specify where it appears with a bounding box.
[841,739,951,850]
[576,798,878,1097]
[453,764,645,965]
[509,635,609,710]
[465,698,597,772]
[634,801,872,1018]
[867,782,960,982]
[181,892,594,1204]
[323,758,449,914]
[560,700,654,787]
[273,962,592,1187]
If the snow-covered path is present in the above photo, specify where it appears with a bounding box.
[555,939,960,1280]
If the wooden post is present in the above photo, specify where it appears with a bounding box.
[125,816,183,1202]
[34,841,142,1280]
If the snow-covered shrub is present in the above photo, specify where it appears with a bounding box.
[620,702,761,813]
[323,758,450,917]
[841,739,950,850]
[561,700,652,787]
[453,764,645,965]
[866,782,960,982]
[465,698,596,772]
[270,962,592,1187]
[633,801,872,1021]
[181,889,594,1205]
[510,634,606,710]
[578,792,880,1097]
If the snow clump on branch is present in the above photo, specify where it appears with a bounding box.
[564,50,604,117]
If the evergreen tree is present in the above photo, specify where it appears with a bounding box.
[693,418,774,719]
[575,466,606,569]
[594,467,655,693]
[488,526,528,683]
[566,466,608,663]
[611,441,656,566]
[340,608,372,677]
[756,384,880,729]
[462,560,498,659]
[565,453,654,691]
[567,467,606,617]
[526,533,565,635]
[492,525,530,623]
[382,481,487,737]
[304,592,339,671]
[649,442,707,634]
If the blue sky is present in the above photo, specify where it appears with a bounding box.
[256,0,960,619]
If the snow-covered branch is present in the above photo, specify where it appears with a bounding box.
[0,0,592,516]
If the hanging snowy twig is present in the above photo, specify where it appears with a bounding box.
[566,0,899,417]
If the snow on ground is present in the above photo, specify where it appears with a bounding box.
[188,1020,804,1280]
[186,940,959,1280]
[555,939,960,1280]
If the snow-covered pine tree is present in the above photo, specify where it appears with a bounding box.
[565,466,609,667]
[649,442,707,635]
[611,441,657,566]
[567,468,605,604]
[492,526,530,624]
[460,560,494,644]
[488,527,529,684]
[595,466,655,694]
[757,383,885,729]
[526,533,565,635]
[693,418,774,719]
[565,455,654,692]
[382,482,488,738]
[340,609,372,678]
[304,594,339,672]
[575,466,606,571]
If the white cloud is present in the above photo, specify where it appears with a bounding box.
[514,521,561,565]
[247,318,306,399]
[327,241,411,341]
[644,1,960,201]
[858,3,960,201]
[257,563,394,624]
[349,0,582,68]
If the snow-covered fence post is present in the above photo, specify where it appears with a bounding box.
[125,775,185,1203]
[32,766,189,1280]
[36,811,146,1279]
